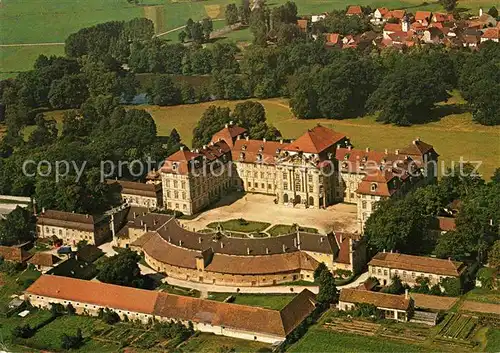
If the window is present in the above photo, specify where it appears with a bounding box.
[261,183,265,189]
[181,181,186,189]
[308,174,313,182]
[174,191,178,199]
[167,190,171,198]
[384,270,388,276]
[183,204,187,210]
[283,172,287,179]
[254,172,258,178]
[378,269,381,274]
[350,192,354,199]
[182,192,186,200]
[174,180,178,188]
[308,185,313,193]
[284,182,288,190]
[260,172,264,179]
[268,184,272,189]
[371,183,377,192]
[412,272,416,278]
[362,201,367,209]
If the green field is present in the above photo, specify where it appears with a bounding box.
[42,93,500,179]
[207,218,271,233]
[289,327,427,352]
[207,293,295,310]
[267,224,318,236]
[2,0,498,76]
[181,332,272,352]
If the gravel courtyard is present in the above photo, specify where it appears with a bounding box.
[179,193,360,234]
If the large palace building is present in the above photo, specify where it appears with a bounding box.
[160,124,438,227]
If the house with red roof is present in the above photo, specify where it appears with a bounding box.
[346,5,363,16]
[415,11,433,25]
[481,28,500,42]
[372,7,390,24]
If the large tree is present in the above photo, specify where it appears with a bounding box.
[96,248,144,288]
[0,207,36,246]
[439,0,458,11]
[317,270,338,304]
[225,3,239,25]
[150,76,181,106]
[192,106,232,148]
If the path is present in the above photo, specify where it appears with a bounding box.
[155,18,226,38]
[163,271,369,297]
[0,42,65,47]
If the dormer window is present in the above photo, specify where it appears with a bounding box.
[257,153,263,162]
[362,156,367,162]
[172,162,178,170]
[241,145,247,151]
[371,183,377,192]
[344,154,350,160]
[259,145,264,152]
[239,152,245,160]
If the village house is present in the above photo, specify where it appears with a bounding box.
[371,7,389,25]
[368,251,467,286]
[27,252,61,273]
[128,217,367,287]
[415,11,433,26]
[346,5,363,16]
[481,28,500,43]
[338,288,414,322]
[25,275,317,344]
[107,179,163,209]
[311,14,326,23]
[36,209,110,246]
[0,245,32,264]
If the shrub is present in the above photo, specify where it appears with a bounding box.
[12,324,35,339]
[61,328,83,349]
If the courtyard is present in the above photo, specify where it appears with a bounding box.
[179,193,360,234]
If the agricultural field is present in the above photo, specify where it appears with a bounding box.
[180,332,272,352]
[1,0,497,76]
[463,288,500,305]
[436,313,479,346]
[207,292,295,310]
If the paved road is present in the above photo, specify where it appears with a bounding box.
[163,271,370,296]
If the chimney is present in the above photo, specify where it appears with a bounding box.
[282,244,286,253]
[297,233,301,250]
[413,137,420,145]
[225,123,229,128]
[247,247,250,255]
[395,149,399,155]
[168,236,171,242]
[405,289,409,299]
[237,135,241,140]
[140,220,144,226]
[365,147,370,152]
[245,136,249,141]
[320,237,324,243]
[42,207,45,214]
[348,146,352,151]
[266,247,269,254]
[263,138,266,143]
[86,214,89,218]
[479,8,483,16]
[383,249,386,253]
[203,145,207,149]
[199,237,202,244]
[280,139,283,144]
[293,238,297,247]
[339,233,343,243]
[144,224,148,232]
[180,146,185,151]
[229,120,233,126]
[384,149,388,154]
[179,240,183,246]
[220,242,224,248]
[133,212,136,218]
[337,144,341,149]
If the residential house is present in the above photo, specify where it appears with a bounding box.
[338,288,414,322]
[27,252,61,273]
[311,14,326,23]
[325,33,341,47]
[346,5,363,16]
[297,19,309,32]
[481,28,500,42]
[0,245,32,264]
[415,11,433,26]
[107,179,163,209]
[371,7,389,24]
[368,251,467,286]
[384,9,406,21]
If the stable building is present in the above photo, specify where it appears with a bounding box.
[25,275,317,344]
[107,179,163,209]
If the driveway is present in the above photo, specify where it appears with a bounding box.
[180,193,360,234]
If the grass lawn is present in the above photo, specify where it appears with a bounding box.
[0,45,65,78]
[207,292,295,310]
[206,218,270,233]
[181,332,272,352]
[485,328,500,353]
[289,327,428,352]
[158,282,201,297]
[267,224,318,236]
[464,288,500,305]
[0,269,41,306]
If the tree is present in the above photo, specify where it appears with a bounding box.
[202,18,214,42]
[313,262,329,281]
[48,74,89,109]
[61,328,83,350]
[225,4,239,25]
[317,270,338,304]
[440,277,462,296]
[232,101,281,140]
[488,6,499,18]
[96,248,145,288]
[12,324,35,339]
[27,114,58,148]
[192,106,232,148]
[0,206,35,246]
[384,275,404,294]
[238,0,251,25]
[439,0,458,11]
[99,308,120,324]
[489,241,500,269]
[178,30,187,43]
[367,56,451,125]
[150,76,181,106]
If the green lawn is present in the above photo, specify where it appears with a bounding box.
[289,327,428,352]
[267,224,318,237]
[486,328,500,353]
[0,45,65,78]
[181,332,272,352]
[207,293,295,310]
[463,288,500,305]
[206,218,271,233]
[0,269,41,306]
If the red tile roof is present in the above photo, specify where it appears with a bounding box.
[433,12,454,22]
[26,275,159,314]
[28,252,60,267]
[368,252,466,277]
[283,126,346,154]
[0,246,32,263]
[384,23,402,32]
[340,288,411,311]
[297,19,308,31]
[107,179,161,198]
[326,33,341,44]
[375,7,390,16]
[482,28,500,39]
[346,5,362,15]
[37,210,97,232]
[436,217,456,232]
[231,139,286,165]
[384,10,406,19]
[415,11,432,22]
[211,125,247,148]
